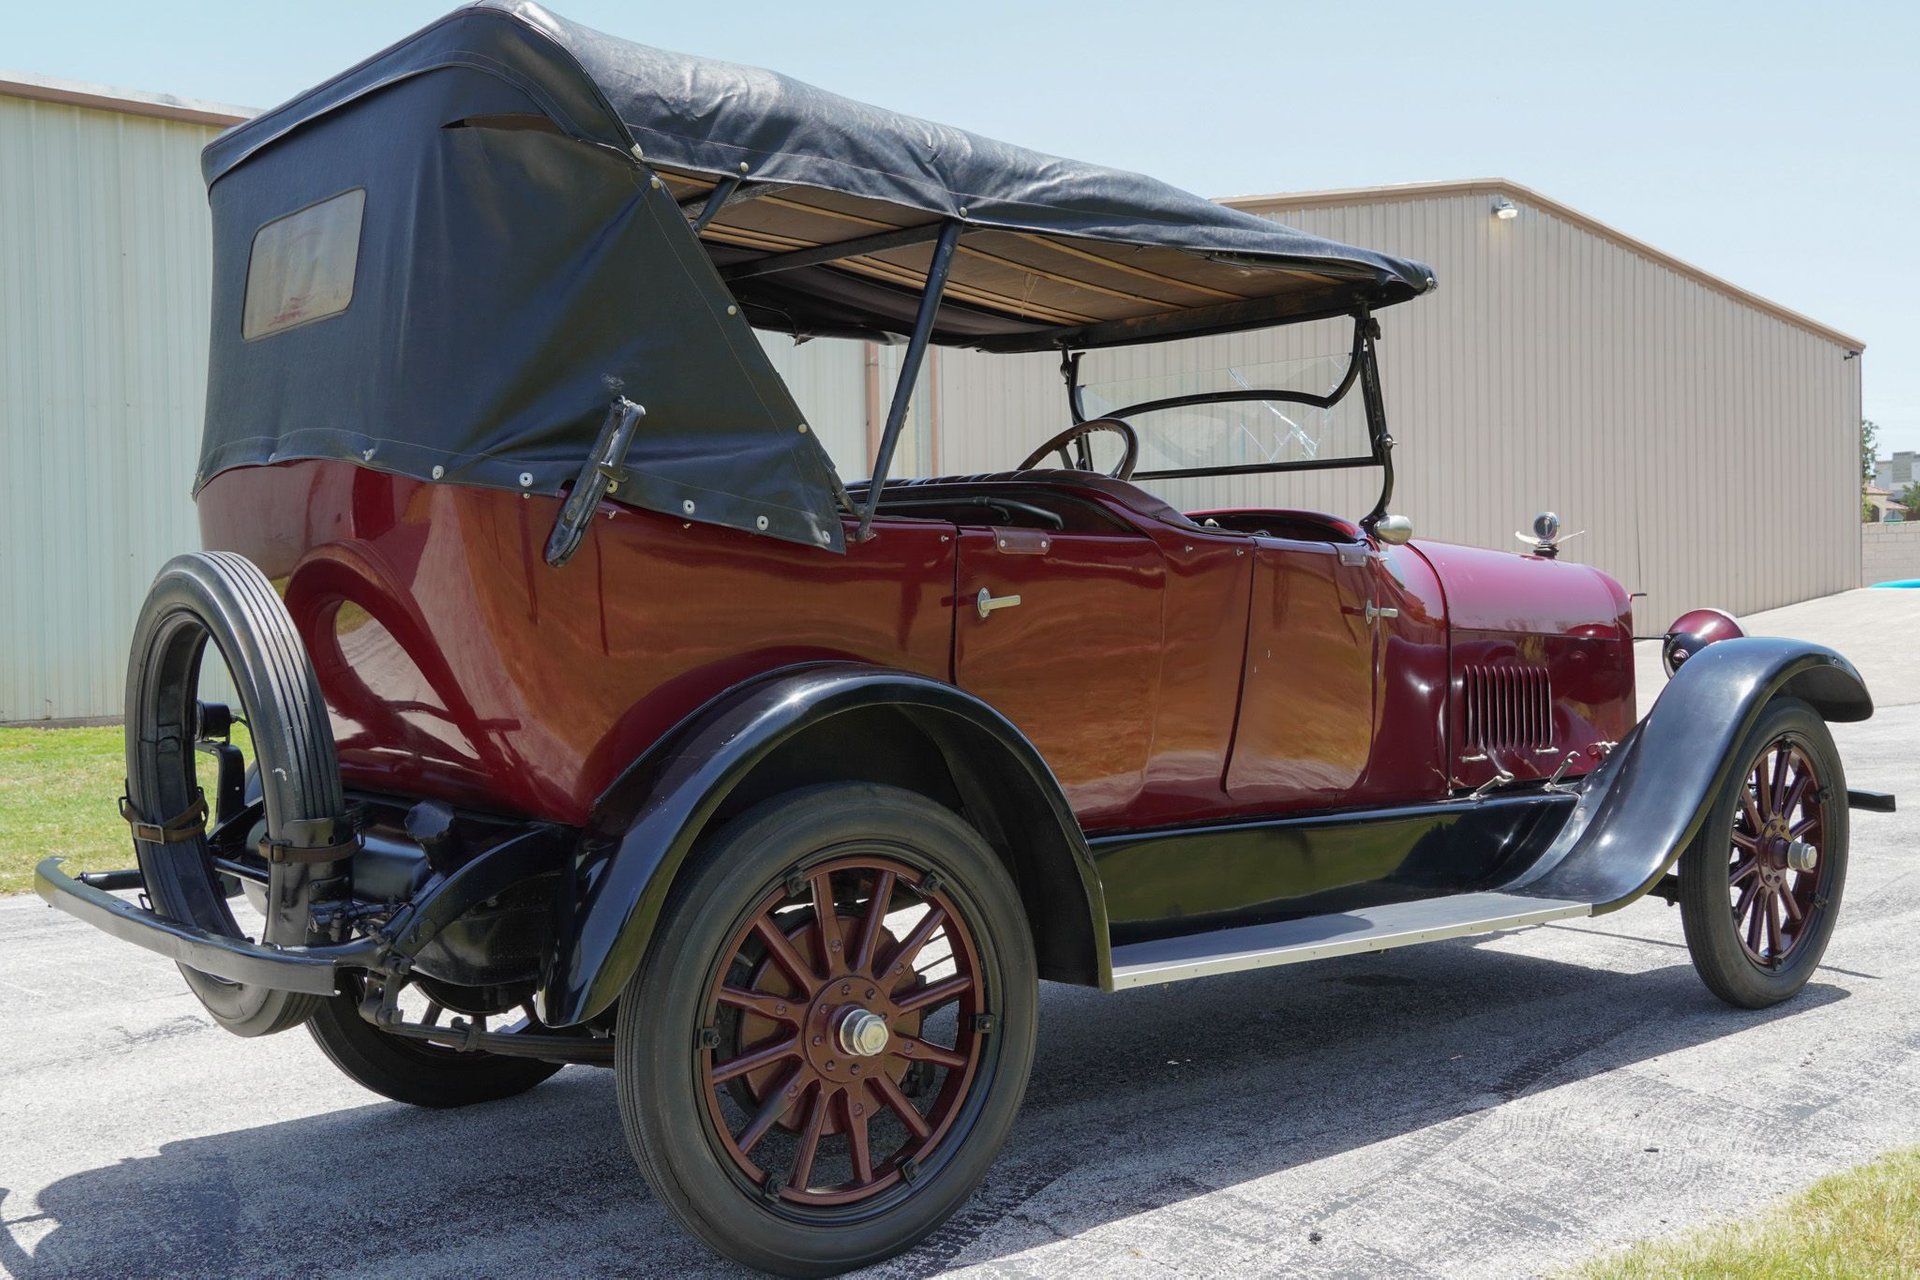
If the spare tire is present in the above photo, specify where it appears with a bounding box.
[124,551,352,1037]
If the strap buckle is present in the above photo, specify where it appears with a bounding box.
[119,791,209,845]
[258,832,361,865]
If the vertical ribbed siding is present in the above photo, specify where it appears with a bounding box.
[1,96,222,721]
[928,190,1860,630]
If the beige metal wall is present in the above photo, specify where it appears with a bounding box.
[934,185,1864,632]
[1,91,230,722]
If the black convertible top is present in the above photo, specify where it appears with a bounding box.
[196,1,1435,550]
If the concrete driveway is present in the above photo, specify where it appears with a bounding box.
[4,590,1916,1279]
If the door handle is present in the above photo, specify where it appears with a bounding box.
[976,587,1023,619]
[1364,601,1399,624]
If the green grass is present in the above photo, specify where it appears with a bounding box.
[1572,1147,1920,1279]
[0,725,131,895]
[0,724,252,895]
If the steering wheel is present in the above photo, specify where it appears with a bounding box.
[1016,417,1139,480]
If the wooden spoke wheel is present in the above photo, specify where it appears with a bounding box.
[1679,697,1848,1009]
[1725,739,1827,967]
[704,854,985,1205]
[615,784,1037,1277]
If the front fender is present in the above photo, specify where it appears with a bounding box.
[537,662,1105,1027]
[1511,637,1871,910]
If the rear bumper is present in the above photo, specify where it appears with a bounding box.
[33,857,378,995]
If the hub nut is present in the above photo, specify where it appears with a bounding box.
[835,1008,889,1058]
[1785,839,1819,873]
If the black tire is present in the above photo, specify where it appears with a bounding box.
[306,982,563,1108]
[125,552,350,1037]
[1678,696,1848,1009]
[616,784,1038,1278]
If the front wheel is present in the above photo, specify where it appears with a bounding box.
[616,784,1038,1277]
[1678,696,1848,1009]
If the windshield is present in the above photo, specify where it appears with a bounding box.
[1072,322,1374,479]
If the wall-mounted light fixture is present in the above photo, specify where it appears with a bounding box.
[1492,196,1518,221]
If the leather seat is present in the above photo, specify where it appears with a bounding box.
[856,469,1208,532]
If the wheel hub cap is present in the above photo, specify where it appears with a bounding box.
[835,1007,890,1057]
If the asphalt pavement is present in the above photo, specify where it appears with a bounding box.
[3,589,1916,1279]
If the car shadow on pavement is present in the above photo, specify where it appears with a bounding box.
[0,933,1849,1280]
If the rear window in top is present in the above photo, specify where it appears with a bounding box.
[242,189,366,340]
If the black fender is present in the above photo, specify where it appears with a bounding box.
[538,663,1108,1027]
[1511,637,1871,910]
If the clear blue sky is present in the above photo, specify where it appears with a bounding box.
[9,1,1918,454]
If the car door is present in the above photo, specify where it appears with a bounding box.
[1224,537,1377,808]
[1225,535,1449,812]
[951,525,1165,828]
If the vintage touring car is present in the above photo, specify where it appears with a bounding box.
[36,2,1893,1274]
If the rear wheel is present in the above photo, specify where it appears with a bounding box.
[1678,697,1847,1009]
[616,784,1037,1277]
[307,975,562,1108]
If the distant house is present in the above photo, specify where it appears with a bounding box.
[1864,484,1907,523]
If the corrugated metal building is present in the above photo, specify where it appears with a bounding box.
[1,76,247,722]
[0,72,1864,719]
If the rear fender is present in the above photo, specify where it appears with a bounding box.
[1511,637,1871,909]
[538,663,1107,1027]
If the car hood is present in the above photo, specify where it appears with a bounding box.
[1409,540,1633,637]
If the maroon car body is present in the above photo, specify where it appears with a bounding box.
[199,463,1635,833]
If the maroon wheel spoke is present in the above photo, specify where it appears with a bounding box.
[1725,737,1830,969]
[789,1083,831,1192]
[810,870,845,975]
[882,905,948,985]
[1739,781,1765,835]
[1783,772,1813,820]
[894,973,973,1014]
[712,1034,800,1084]
[851,869,896,974]
[893,1033,968,1069]
[702,853,988,1207]
[867,1072,932,1141]
[717,985,800,1023]
[738,1062,805,1155]
[752,916,820,988]
[843,1088,874,1183]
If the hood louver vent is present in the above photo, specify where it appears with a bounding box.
[1463,664,1553,752]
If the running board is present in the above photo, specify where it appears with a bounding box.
[1107,892,1593,989]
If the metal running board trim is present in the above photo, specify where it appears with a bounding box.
[1107,892,1593,989]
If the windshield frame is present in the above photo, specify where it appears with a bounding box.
[1058,310,1396,524]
